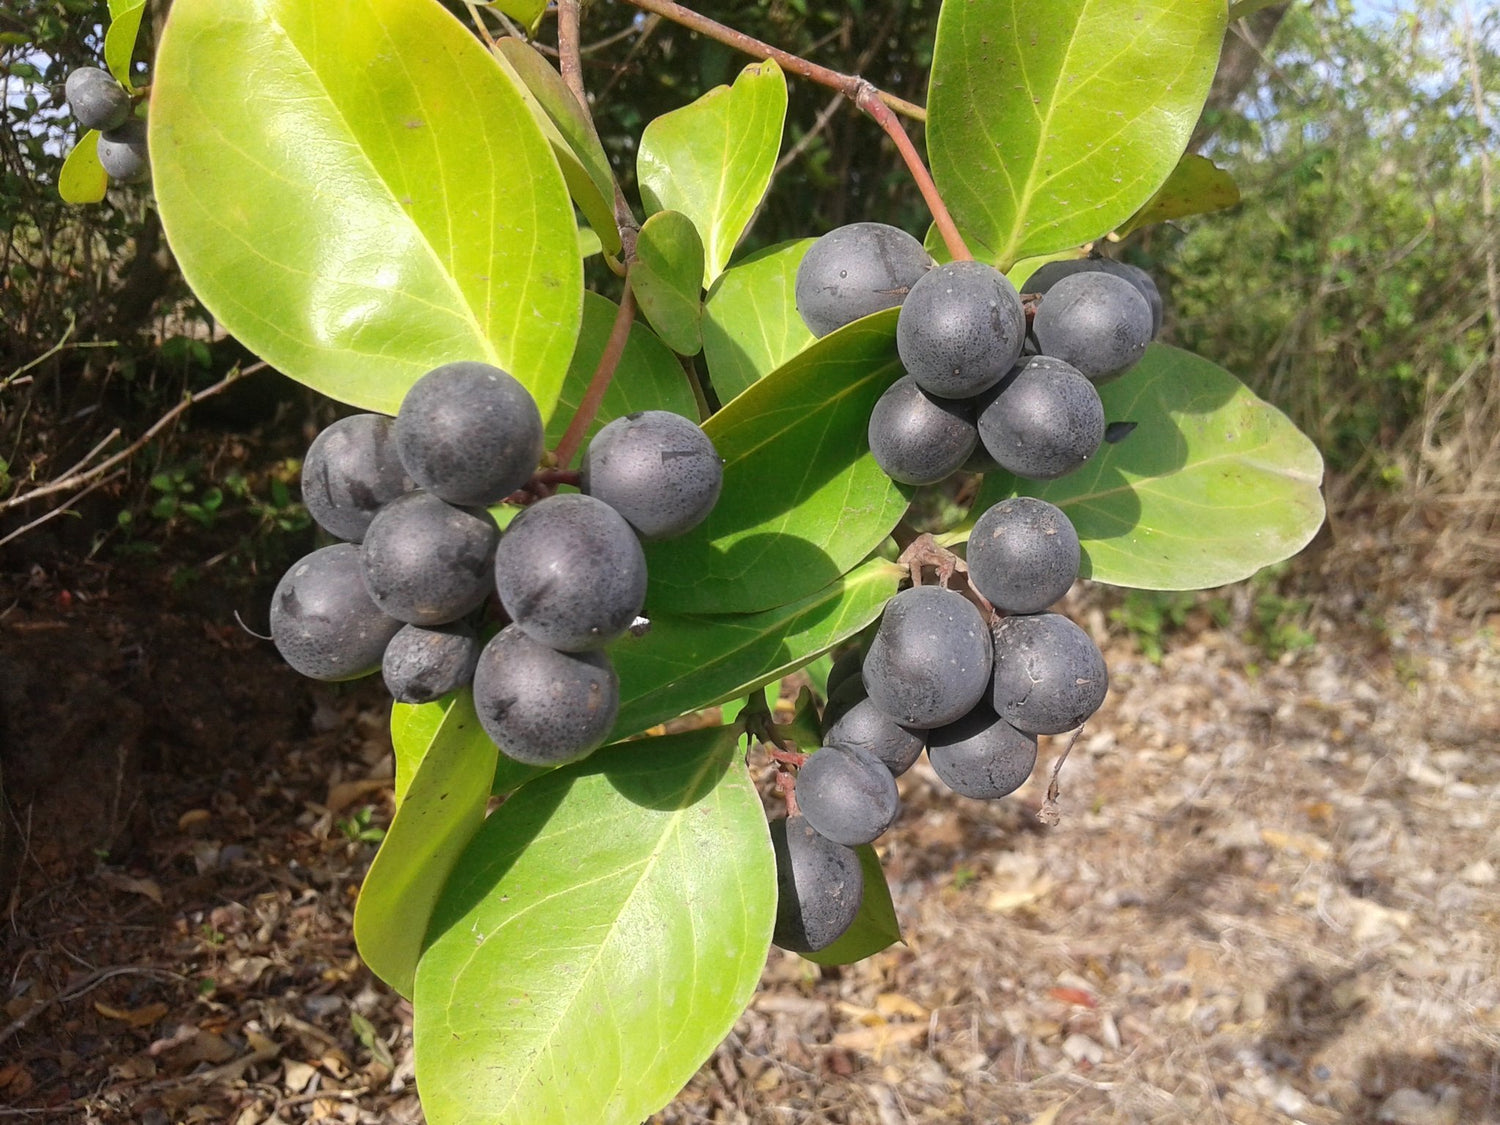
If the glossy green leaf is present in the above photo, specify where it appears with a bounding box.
[630,210,705,355]
[150,0,583,419]
[104,0,146,89]
[801,844,901,966]
[414,725,774,1125]
[1118,154,1242,236]
[577,226,604,259]
[642,310,911,615]
[492,38,622,257]
[59,132,107,204]
[355,691,498,999]
[972,345,1326,590]
[612,558,903,740]
[701,238,816,402]
[545,291,697,450]
[486,0,547,31]
[638,60,788,285]
[391,698,450,808]
[927,0,1226,266]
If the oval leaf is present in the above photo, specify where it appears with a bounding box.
[631,210,705,355]
[59,132,107,204]
[613,558,903,740]
[487,0,547,32]
[972,345,1326,590]
[414,725,774,1125]
[702,237,816,403]
[104,0,146,89]
[1117,153,1242,237]
[800,844,901,966]
[546,291,698,449]
[150,0,583,418]
[355,692,499,999]
[492,38,622,257]
[927,0,1226,266]
[642,310,911,615]
[637,60,788,285]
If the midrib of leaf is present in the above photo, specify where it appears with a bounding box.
[260,9,496,359]
[456,750,734,1120]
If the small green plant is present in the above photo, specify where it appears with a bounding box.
[336,805,386,845]
[1108,590,1201,664]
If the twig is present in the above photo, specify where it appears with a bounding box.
[557,0,588,110]
[0,965,185,1046]
[1037,726,1085,827]
[0,470,125,551]
[553,287,637,469]
[0,362,261,516]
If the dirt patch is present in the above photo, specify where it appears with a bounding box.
[1,551,1497,1124]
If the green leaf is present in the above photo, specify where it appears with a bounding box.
[104,0,146,89]
[927,0,1226,267]
[150,0,583,419]
[642,310,911,615]
[701,238,816,402]
[971,345,1326,590]
[638,60,788,285]
[801,844,901,966]
[59,132,107,204]
[545,291,697,449]
[390,698,449,807]
[612,558,903,740]
[1229,0,1285,17]
[630,210,705,355]
[1117,154,1242,236]
[355,692,499,998]
[485,0,547,31]
[492,38,622,257]
[414,725,774,1125]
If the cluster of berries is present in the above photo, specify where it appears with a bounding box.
[768,224,1147,951]
[269,362,722,767]
[63,66,149,183]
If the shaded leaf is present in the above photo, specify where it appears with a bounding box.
[59,132,107,204]
[642,310,911,615]
[1118,154,1242,236]
[638,60,788,285]
[545,291,697,450]
[701,238,816,402]
[492,38,622,257]
[612,558,903,740]
[801,844,902,966]
[971,345,1325,590]
[630,210,705,355]
[414,726,774,1125]
[150,0,582,419]
[355,692,499,998]
[927,0,1226,266]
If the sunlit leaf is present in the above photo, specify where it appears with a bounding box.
[630,210,705,355]
[701,238,816,402]
[59,132,107,204]
[104,0,147,89]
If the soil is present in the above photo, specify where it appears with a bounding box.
[2,531,1497,1125]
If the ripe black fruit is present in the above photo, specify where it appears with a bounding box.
[301,413,410,542]
[580,411,722,540]
[381,621,479,704]
[862,585,992,729]
[97,119,149,183]
[977,356,1105,480]
[493,493,648,652]
[991,613,1109,735]
[471,625,619,766]
[360,491,498,626]
[926,705,1038,799]
[795,744,901,847]
[65,67,131,132]
[1023,257,1163,337]
[1032,272,1153,384]
[867,376,977,486]
[822,697,924,777]
[270,544,402,681]
[770,815,864,953]
[966,496,1081,614]
[395,361,544,506]
[794,223,934,337]
[896,260,1026,399]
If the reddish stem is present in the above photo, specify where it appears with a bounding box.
[553,286,637,469]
